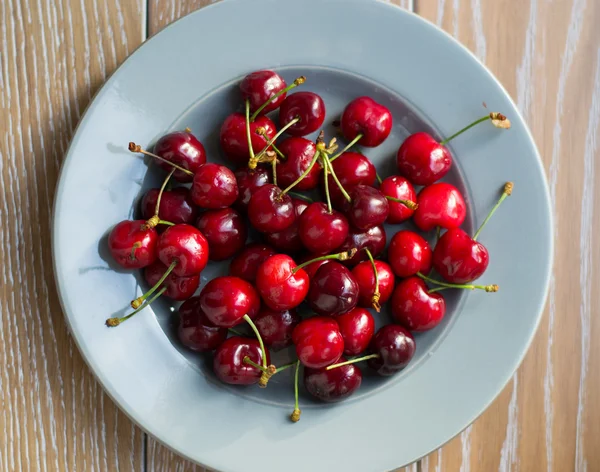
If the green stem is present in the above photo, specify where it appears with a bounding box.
[245,100,255,160]
[376,172,383,185]
[229,328,243,336]
[275,361,297,374]
[155,168,175,216]
[473,182,513,240]
[242,356,268,373]
[322,152,332,213]
[293,249,356,274]
[243,315,267,371]
[130,260,177,308]
[417,272,498,292]
[253,117,300,161]
[326,353,379,370]
[385,195,418,210]
[128,143,193,176]
[287,192,313,203]
[279,149,321,196]
[250,76,306,121]
[322,152,351,202]
[428,286,450,294]
[329,133,363,162]
[158,220,174,226]
[272,157,278,186]
[270,141,285,160]
[439,115,490,146]
[290,360,301,422]
[106,287,166,327]
[364,248,381,311]
[435,226,441,244]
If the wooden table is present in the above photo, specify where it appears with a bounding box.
[1,0,599,470]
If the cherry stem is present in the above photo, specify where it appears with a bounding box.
[252,117,300,165]
[131,260,177,309]
[243,314,273,388]
[326,353,379,370]
[364,248,381,312]
[428,286,449,294]
[439,112,510,146]
[158,220,174,226]
[271,157,278,186]
[228,328,243,336]
[322,152,333,213]
[473,182,513,241]
[106,287,166,327]
[322,151,352,202]
[385,195,418,210]
[287,192,313,203]
[270,141,285,160]
[376,173,383,185]
[329,133,362,162]
[275,361,297,373]
[242,356,268,373]
[128,142,194,176]
[250,76,306,121]
[435,226,441,244]
[154,168,175,217]
[245,99,256,161]
[279,148,321,196]
[290,360,301,423]
[292,248,358,274]
[417,272,499,292]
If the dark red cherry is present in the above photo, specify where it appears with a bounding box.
[276,137,321,190]
[191,163,238,209]
[255,254,309,310]
[339,225,386,266]
[433,228,489,283]
[298,202,349,254]
[413,183,467,231]
[304,358,362,402]
[340,97,392,147]
[199,276,260,328]
[265,198,309,254]
[144,261,199,300]
[247,184,295,233]
[307,262,359,316]
[342,185,389,230]
[292,316,344,369]
[141,187,199,227]
[229,243,277,283]
[279,92,325,136]
[380,176,417,224]
[391,276,446,331]
[220,113,277,166]
[234,166,271,212]
[388,230,433,278]
[296,253,333,280]
[326,152,376,208]
[108,220,158,269]
[153,131,206,182]
[213,336,270,385]
[253,308,301,351]
[240,70,287,114]
[367,324,416,376]
[157,224,209,276]
[195,208,247,261]
[178,297,228,352]
[336,308,375,356]
[396,132,452,186]
[351,259,395,309]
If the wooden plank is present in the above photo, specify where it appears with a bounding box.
[0,0,145,470]
[416,0,600,471]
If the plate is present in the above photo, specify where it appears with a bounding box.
[52,1,553,471]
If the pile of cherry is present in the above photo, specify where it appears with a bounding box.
[107,70,512,422]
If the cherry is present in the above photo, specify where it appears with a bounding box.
[391,276,446,331]
[388,230,433,278]
[153,131,206,182]
[178,297,228,352]
[195,208,247,261]
[340,96,392,147]
[143,261,200,301]
[240,70,287,115]
[304,358,362,402]
[247,184,295,233]
[298,202,349,254]
[141,187,198,227]
[229,243,277,283]
[339,224,386,266]
[255,254,309,311]
[219,112,276,165]
[342,184,389,230]
[275,137,321,190]
[413,182,467,232]
[265,197,309,254]
[253,308,301,351]
[292,316,344,369]
[199,276,260,328]
[367,324,416,375]
[307,261,359,316]
[157,224,209,276]
[279,91,325,136]
[191,163,239,209]
[213,336,270,385]
[352,257,395,310]
[325,152,376,208]
[380,176,417,224]
[234,166,271,212]
[108,220,158,269]
[336,308,375,356]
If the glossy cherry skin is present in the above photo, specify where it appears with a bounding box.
[178,297,227,352]
[141,187,199,228]
[234,166,270,212]
[351,259,395,309]
[199,276,260,328]
[108,220,158,269]
[343,185,389,230]
[304,358,362,402]
[388,230,433,278]
[339,225,386,266]
[144,261,200,300]
[240,70,287,114]
[308,262,359,316]
[279,92,325,136]
[326,152,376,208]
[298,202,349,254]
[153,131,206,182]
[391,277,446,331]
[340,97,392,147]
[276,137,321,190]
[433,228,489,283]
[368,324,416,376]
[253,308,301,351]
[336,308,375,356]
[229,243,277,283]
[265,198,309,254]
[213,337,270,385]
[296,253,333,280]
[413,183,467,231]
[247,184,295,233]
[292,316,344,369]
[255,254,309,310]
[380,176,417,224]
[191,163,239,209]
[219,113,277,166]
[195,208,247,261]
[396,132,452,186]
[157,224,209,276]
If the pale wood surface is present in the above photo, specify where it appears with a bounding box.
[1,0,598,471]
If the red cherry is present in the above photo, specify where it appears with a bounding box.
[396,132,452,186]
[157,224,209,276]
[351,259,395,309]
[326,152,376,208]
[195,208,247,261]
[255,254,309,310]
[240,70,287,114]
[253,308,301,351]
[229,243,277,283]
[367,324,416,376]
[275,137,321,190]
[342,185,389,230]
[388,230,433,278]
[143,261,199,300]
[141,187,199,227]
[340,97,392,147]
[433,228,489,283]
[234,166,271,212]
[413,183,467,231]
[265,198,309,254]
[247,184,295,233]
[339,225,386,266]
[199,276,260,328]
[153,131,206,182]
[292,316,344,369]
[108,220,158,269]
[178,297,228,352]
[220,113,276,166]
[279,92,325,136]
[380,176,417,224]
[191,163,238,209]
[298,202,349,254]
[213,336,270,385]
[336,308,375,356]
[307,262,359,316]
[391,277,446,331]
[304,358,362,402]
